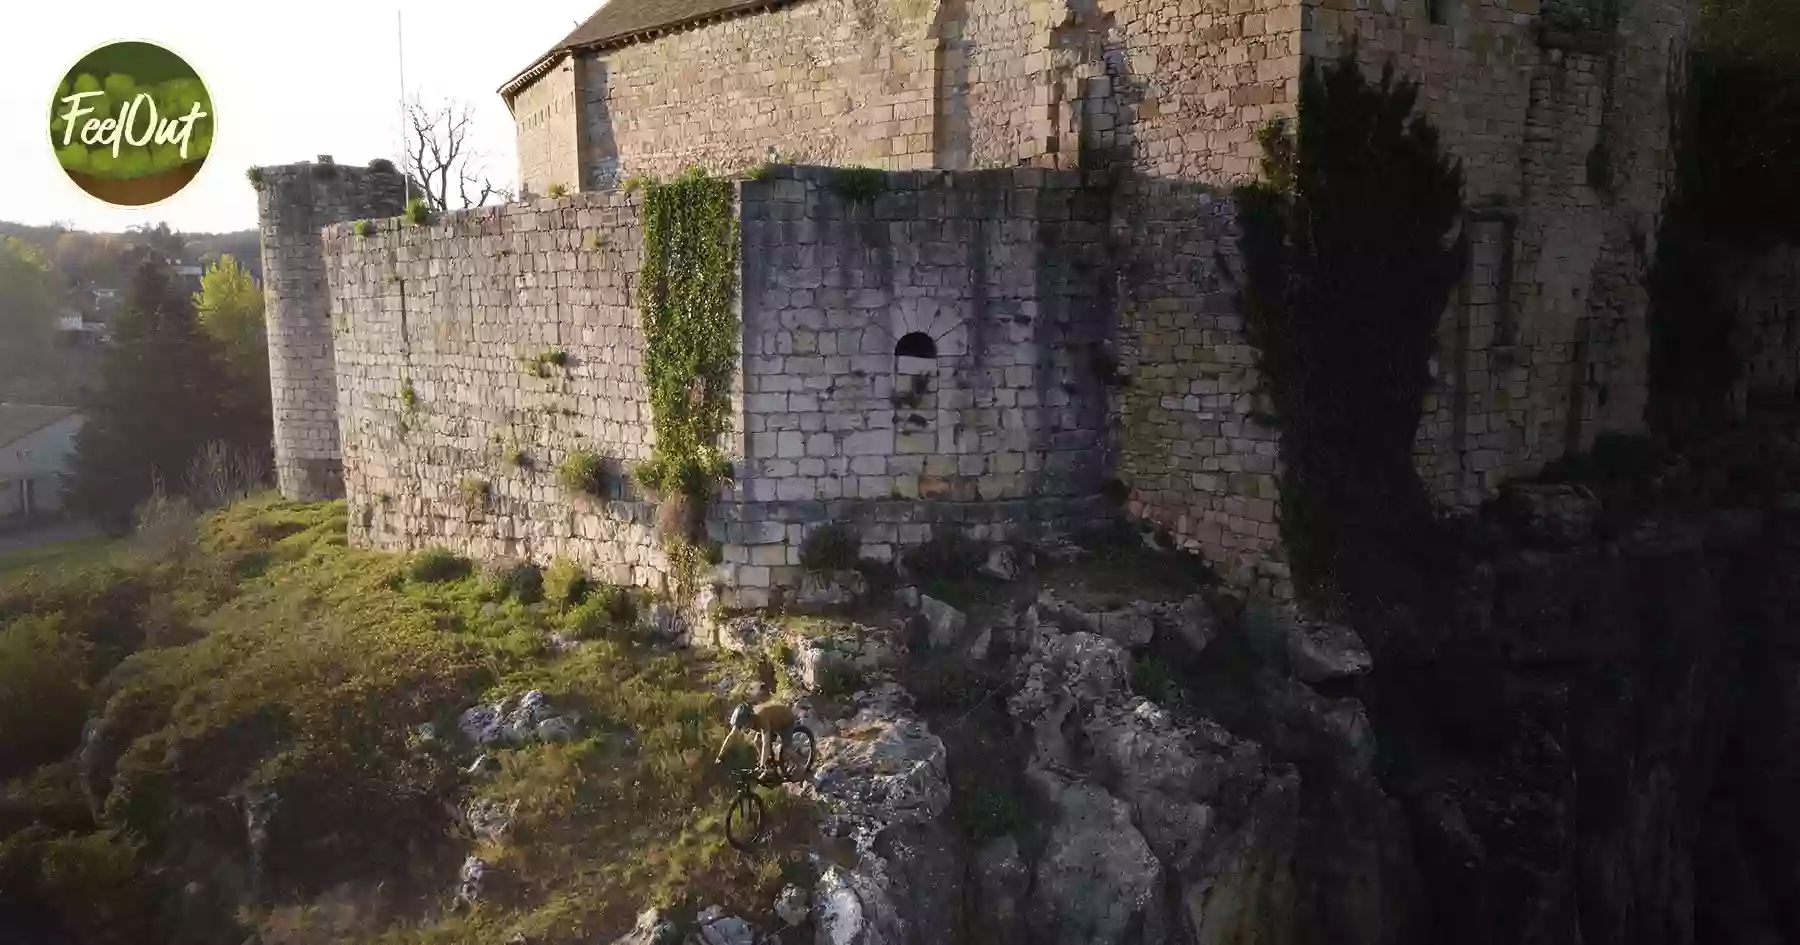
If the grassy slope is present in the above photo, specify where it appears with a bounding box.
[0,496,809,945]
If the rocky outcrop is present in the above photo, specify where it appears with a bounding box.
[1005,603,1307,945]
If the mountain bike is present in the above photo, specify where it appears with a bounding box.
[723,723,816,850]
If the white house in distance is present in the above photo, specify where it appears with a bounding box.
[0,404,85,523]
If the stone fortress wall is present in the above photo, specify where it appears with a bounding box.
[257,160,408,501]
[256,0,1715,606]
[1725,242,1800,405]
[722,166,1118,605]
[321,187,674,588]
[287,163,1119,607]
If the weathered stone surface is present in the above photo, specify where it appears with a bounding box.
[464,797,517,842]
[1496,482,1602,548]
[917,595,966,649]
[973,835,1030,945]
[795,569,868,612]
[775,884,811,927]
[688,905,755,945]
[609,908,680,945]
[981,545,1021,581]
[1027,777,1165,945]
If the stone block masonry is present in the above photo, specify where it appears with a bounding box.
[724,165,1120,607]
[256,159,408,501]
[323,191,673,589]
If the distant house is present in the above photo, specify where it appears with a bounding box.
[0,404,85,524]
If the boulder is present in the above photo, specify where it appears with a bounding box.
[1284,617,1373,684]
[893,586,921,612]
[814,864,903,945]
[981,545,1021,581]
[796,570,869,612]
[1161,595,1219,656]
[1496,481,1600,548]
[808,713,950,846]
[502,690,555,743]
[535,715,578,742]
[466,753,501,778]
[717,614,779,654]
[775,884,811,927]
[689,905,755,945]
[610,908,681,945]
[1027,777,1166,945]
[453,856,486,909]
[1036,590,1154,649]
[1096,604,1156,649]
[464,797,516,842]
[918,595,966,649]
[457,704,505,745]
[972,835,1029,945]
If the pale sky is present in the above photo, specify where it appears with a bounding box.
[0,0,601,234]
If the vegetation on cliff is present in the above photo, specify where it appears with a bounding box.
[0,497,809,945]
[1234,51,1466,612]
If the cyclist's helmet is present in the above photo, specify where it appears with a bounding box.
[729,702,755,730]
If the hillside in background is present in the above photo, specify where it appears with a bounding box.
[0,222,260,406]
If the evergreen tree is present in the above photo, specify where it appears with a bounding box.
[70,257,230,530]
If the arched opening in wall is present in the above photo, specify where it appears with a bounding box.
[893,333,937,434]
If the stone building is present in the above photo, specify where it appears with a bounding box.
[258,0,1701,605]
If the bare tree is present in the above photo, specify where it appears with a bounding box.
[403,95,513,211]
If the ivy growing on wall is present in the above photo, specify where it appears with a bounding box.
[1233,51,1467,611]
[635,167,738,590]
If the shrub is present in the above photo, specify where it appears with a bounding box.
[902,529,984,581]
[800,523,862,571]
[828,167,886,203]
[352,219,373,237]
[814,661,865,700]
[408,547,471,583]
[1131,654,1177,705]
[479,559,544,605]
[403,197,432,226]
[367,157,396,174]
[508,446,533,468]
[245,166,263,188]
[565,584,637,640]
[399,379,417,412]
[544,557,590,610]
[547,183,569,198]
[558,451,609,497]
[458,477,490,513]
[0,615,93,780]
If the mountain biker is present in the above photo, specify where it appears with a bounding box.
[715,699,797,776]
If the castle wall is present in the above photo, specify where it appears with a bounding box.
[323,193,675,588]
[1726,242,1800,403]
[1112,181,1286,594]
[1307,0,1694,504]
[256,161,408,501]
[721,166,1116,603]
[512,55,585,198]
[570,0,942,191]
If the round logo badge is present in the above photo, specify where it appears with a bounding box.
[49,41,214,207]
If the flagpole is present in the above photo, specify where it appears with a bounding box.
[398,7,410,204]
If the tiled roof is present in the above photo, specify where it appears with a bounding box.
[0,404,80,448]
[501,0,792,98]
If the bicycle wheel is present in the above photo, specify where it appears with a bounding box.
[780,726,816,782]
[725,790,766,850]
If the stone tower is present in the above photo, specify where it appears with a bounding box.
[254,158,406,501]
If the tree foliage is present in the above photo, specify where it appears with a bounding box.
[70,259,232,530]
[192,254,271,461]
[0,237,54,375]
[1235,52,1466,610]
